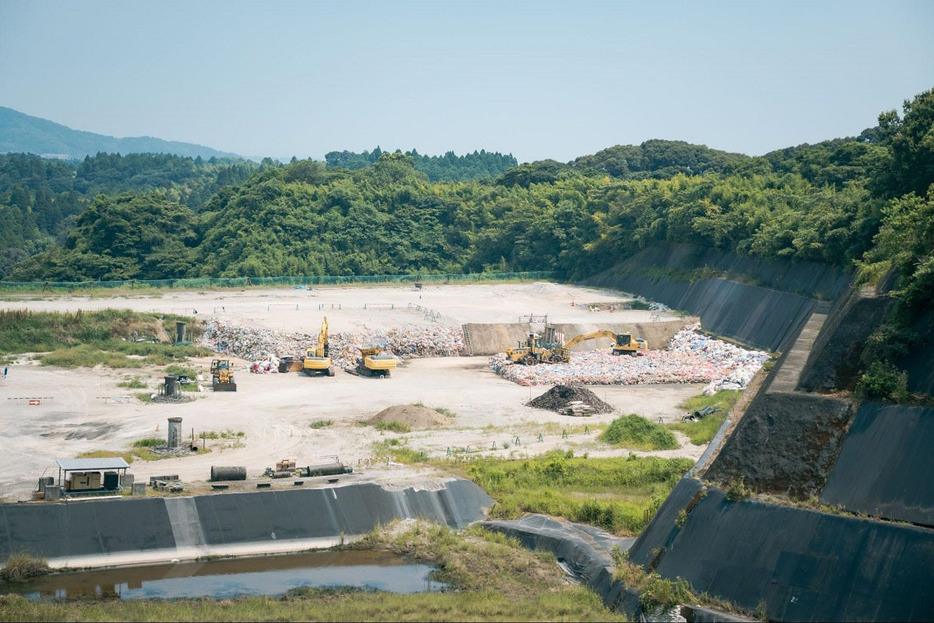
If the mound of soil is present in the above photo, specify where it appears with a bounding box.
[527,385,614,414]
[367,404,451,429]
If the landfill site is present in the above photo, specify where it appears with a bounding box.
[0,281,767,502]
[2,241,934,622]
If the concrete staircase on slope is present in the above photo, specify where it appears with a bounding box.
[768,310,828,394]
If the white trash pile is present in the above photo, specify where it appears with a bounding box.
[490,324,769,391]
[199,319,465,371]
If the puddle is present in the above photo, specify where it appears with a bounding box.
[13,550,442,600]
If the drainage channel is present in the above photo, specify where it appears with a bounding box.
[11,550,443,600]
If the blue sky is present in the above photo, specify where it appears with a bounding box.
[2,0,932,162]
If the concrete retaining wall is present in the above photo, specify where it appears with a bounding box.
[821,403,934,527]
[583,244,855,353]
[462,320,691,355]
[629,479,934,623]
[0,479,492,568]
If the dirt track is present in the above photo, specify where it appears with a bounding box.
[0,283,706,501]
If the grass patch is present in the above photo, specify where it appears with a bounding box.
[132,437,165,448]
[118,375,148,389]
[76,449,135,464]
[667,390,741,446]
[374,420,411,433]
[0,553,50,583]
[372,439,429,464]
[309,419,333,429]
[457,451,692,535]
[599,414,679,451]
[201,429,245,440]
[0,309,209,369]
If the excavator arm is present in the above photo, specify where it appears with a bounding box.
[562,330,619,350]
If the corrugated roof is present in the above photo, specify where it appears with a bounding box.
[55,458,130,471]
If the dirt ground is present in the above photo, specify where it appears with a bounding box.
[0,282,706,502]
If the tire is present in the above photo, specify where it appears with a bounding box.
[522,355,537,366]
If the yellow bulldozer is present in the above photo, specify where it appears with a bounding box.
[303,317,335,377]
[356,347,397,377]
[563,330,648,356]
[210,359,237,391]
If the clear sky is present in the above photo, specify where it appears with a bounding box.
[2,0,932,163]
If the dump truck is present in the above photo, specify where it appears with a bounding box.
[563,330,648,356]
[303,316,335,376]
[210,359,237,391]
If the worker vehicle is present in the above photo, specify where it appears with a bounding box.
[356,347,397,377]
[303,317,335,376]
[210,359,237,391]
[563,330,648,356]
[505,328,570,365]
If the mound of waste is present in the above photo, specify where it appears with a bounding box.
[200,319,465,371]
[492,324,768,389]
[527,385,614,414]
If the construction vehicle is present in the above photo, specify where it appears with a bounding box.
[210,359,237,391]
[355,347,397,377]
[562,330,649,356]
[303,317,335,377]
[505,327,570,365]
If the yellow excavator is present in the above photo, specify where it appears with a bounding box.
[303,317,335,376]
[210,359,237,391]
[563,330,648,356]
[356,347,397,377]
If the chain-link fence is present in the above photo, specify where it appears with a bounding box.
[0,271,557,293]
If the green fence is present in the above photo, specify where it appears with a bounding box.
[0,271,557,293]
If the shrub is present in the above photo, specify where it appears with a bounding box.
[0,553,50,583]
[856,360,909,402]
[309,419,333,429]
[600,414,679,450]
[375,420,411,433]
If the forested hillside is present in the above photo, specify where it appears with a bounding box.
[0,153,261,276]
[3,90,932,316]
[324,147,518,182]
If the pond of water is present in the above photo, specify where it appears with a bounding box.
[13,550,442,600]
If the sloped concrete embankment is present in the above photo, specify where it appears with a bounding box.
[0,479,492,568]
[821,403,934,527]
[462,320,690,355]
[584,244,853,353]
[628,478,934,623]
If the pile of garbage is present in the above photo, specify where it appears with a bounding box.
[527,385,614,414]
[199,319,466,372]
[491,324,769,389]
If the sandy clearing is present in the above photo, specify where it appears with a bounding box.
[0,282,707,501]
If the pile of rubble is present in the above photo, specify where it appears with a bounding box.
[527,384,614,415]
[199,319,466,371]
[491,324,769,389]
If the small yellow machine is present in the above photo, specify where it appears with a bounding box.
[505,328,570,365]
[303,317,334,376]
[210,359,237,391]
[357,347,397,377]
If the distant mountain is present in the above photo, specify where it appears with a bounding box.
[0,107,243,160]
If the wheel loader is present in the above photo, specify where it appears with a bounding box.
[505,328,570,365]
[210,359,237,391]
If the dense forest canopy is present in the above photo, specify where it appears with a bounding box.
[324,147,518,182]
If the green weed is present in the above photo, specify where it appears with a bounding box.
[599,414,679,451]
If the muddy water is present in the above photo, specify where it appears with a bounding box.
[14,550,442,600]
